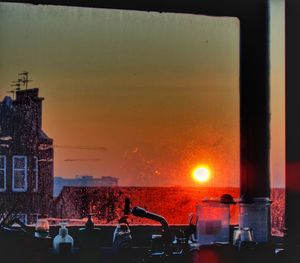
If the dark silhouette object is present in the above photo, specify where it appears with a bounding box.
[220,194,236,204]
[132,206,172,245]
[78,214,102,263]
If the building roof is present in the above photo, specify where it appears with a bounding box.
[1,96,13,107]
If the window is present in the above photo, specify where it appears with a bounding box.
[0,155,6,191]
[0,1,283,236]
[33,156,38,192]
[13,214,28,225]
[1,3,240,223]
[12,156,27,192]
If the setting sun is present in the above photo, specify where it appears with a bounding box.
[192,166,211,183]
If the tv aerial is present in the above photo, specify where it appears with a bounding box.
[7,78,22,99]
[8,71,34,98]
[18,71,33,89]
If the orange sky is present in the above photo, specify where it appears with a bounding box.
[0,1,284,187]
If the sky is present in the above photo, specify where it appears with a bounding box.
[0,1,284,187]
[270,0,285,188]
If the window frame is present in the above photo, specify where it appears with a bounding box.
[12,155,28,192]
[33,156,38,192]
[0,155,6,192]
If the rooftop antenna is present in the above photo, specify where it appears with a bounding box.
[7,88,20,99]
[18,71,32,90]
[6,90,15,99]
[8,79,22,99]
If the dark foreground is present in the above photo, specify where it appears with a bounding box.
[0,225,296,263]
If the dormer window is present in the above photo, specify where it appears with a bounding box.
[12,156,27,192]
[0,156,6,192]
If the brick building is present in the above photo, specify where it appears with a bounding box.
[0,88,53,224]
